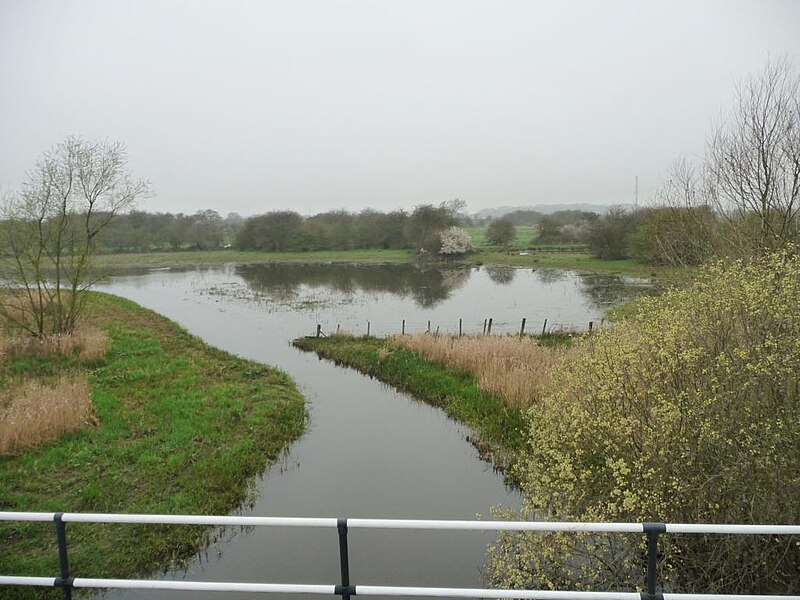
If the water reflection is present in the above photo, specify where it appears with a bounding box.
[235,262,471,308]
[483,265,516,286]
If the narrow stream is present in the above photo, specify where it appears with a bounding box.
[95,263,647,599]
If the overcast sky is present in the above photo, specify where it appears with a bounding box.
[2,1,799,217]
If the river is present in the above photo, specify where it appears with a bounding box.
[95,262,648,600]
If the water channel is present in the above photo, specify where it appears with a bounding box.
[95,262,648,600]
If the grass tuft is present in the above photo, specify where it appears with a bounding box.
[394,334,569,409]
[0,376,96,455]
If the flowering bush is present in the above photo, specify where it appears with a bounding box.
[489,251,800,593]
[437,226,473,257]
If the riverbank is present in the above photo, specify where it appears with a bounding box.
[0,293,307,599]
[292,335,527,478]
[95,248,682,279]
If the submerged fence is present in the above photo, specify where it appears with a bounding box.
[2,512,799,599]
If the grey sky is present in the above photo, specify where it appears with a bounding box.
[2,0,799,217]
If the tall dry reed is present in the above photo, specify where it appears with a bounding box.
[0,376,96,454]
[394,334,570,409]
[0,327,108,362]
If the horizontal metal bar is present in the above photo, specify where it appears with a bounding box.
[356,586,640,599]
[63,514,339,527]
[663,596,800,600]
[0,576,56,587]
[665,524,800,535]
[348,519,644,532]
[2,512,799,536]
[0,512,56,522]
[73,578,336,594]
[1,578,797,599]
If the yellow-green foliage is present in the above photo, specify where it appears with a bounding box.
[490,251,800,593]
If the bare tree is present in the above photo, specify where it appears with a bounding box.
[705,57,800,254]
[1,137,149,335]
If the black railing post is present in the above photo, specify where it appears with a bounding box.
[642,522,666,600]
[53,513,73,600]
[336,518,354,599]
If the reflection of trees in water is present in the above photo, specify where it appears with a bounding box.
[577,274,651,310]
[235,263,472,308]
[535,268,568,285]
[484,266,516,286]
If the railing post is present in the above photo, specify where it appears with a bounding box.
[336,518,354,600]
[53,513,73,600]
[642,522,665,600]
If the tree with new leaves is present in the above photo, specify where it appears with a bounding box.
[0,137,148,335]
[485,218,516,247]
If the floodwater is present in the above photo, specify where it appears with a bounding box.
[93,262,648,600]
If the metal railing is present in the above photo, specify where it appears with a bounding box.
[1,512,799,600]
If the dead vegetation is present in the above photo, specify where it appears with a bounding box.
[0,376,96,454]
[0,326,107,454]
[393,334,570,408]
[0,326,108,362]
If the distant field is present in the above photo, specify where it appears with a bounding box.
[466,225,537,248]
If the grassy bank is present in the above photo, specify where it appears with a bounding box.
[94,248,681,279]
[292,335,526,475]
[0,293,306,599]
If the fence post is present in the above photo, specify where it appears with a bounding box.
[643,522,665,600]
[316,324,321,338]
[336,518,352,600]
[487,318,493,335]
[519,318,526,337]
[336,324,340,335]
[588,321,593,333]
[459,318,462,338]
[483,319,487,335]
[366,321,370,337]
[54,513,72,600]
[541,318,548,336]
[402,320,405,335]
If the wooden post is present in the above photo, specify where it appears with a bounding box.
[367,321,370,336]
[588,321,593,333]
[519,317,526,338]
[316,324,321,338]
[541,318,548,336]
[402,319,405,335]
[487,318,493,335]
[427,320,431,334]
[483,319,487,335]
[459,318,463,338]
[435,326,440,336]
[336,324,340,334]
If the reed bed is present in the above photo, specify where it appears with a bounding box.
[0,375,96,454]
[0,326,108,362]
[393,334,570,409]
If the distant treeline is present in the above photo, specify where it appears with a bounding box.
[96,203,464,254]
[85,201,774,268]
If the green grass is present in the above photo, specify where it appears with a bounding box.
[465,225,538,248]
[0,293,307,599]
[96,248,415,269]
[292,335,526,475]
[96,247,684,280]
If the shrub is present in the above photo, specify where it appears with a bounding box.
[489,251,800,593]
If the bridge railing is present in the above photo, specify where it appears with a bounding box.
[1,512,799,600]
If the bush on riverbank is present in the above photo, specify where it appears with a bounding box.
[0,293,306,599]
[489,251,800,593]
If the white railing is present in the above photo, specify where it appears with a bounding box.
[1,512,798,600]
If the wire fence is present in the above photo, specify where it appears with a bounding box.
[313,317,601,339]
